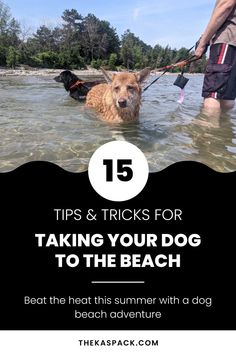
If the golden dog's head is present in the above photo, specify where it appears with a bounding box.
[102,68,150,110]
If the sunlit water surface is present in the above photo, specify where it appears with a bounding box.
[1,74,236,172]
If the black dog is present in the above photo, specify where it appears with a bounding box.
[54,70,102,101]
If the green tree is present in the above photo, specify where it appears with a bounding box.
[81,14,101,61]
[32,25,56,52]
[108,53,118,70]
[120,30,135,69]
[6,45,19,68]
[120,30,152,69]
[190,54,207,73]
[0,1,11,39]
[81,14,120,62]
[30,51,59,68]
[0,1,20,64]
[61,9,83,51]
[98,20,120,58]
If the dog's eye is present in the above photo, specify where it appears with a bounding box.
[114,86,120,92]
[127,85,135,91]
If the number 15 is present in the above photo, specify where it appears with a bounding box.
[103,159,133,182]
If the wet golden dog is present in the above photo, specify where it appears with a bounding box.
[86,68,150,123]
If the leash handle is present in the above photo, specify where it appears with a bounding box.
[143,46,199,92]
[143,56,199,92]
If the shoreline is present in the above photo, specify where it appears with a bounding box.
[0,67,103,77]
[0,67,204,77]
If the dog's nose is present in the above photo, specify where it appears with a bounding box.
[118,99,127,108]
[54,76,60,82]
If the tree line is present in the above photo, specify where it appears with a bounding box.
[0,1,207,72]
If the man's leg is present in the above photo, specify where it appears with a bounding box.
[203,97,221,124]
[202,43,236,116]
[203,97,221,112]
[192,97,221,128]
[220,99,235,110]
[202,98,235,117]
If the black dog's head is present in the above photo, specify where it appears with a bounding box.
[54,70,103,101]
[54,70,79,91]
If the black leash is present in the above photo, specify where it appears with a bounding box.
[143,69,169,92]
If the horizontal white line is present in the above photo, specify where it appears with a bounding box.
[91,281,145,284]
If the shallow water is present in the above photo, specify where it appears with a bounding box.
[1,74,236,173]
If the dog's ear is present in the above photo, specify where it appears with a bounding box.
[100,67,113,83]
[135,67,151,84]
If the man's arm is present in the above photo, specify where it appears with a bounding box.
[195,0,236,58]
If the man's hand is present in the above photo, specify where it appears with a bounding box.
[195,38,209,58]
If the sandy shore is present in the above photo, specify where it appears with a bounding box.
[0,67,102,77]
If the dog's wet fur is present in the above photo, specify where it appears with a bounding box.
[54,70,102,101]
[86,68,150,122]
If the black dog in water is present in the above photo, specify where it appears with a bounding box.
[54,70,102,101]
